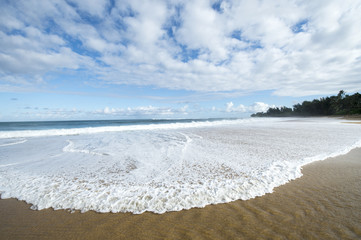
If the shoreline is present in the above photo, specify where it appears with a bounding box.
[1,148,361,239]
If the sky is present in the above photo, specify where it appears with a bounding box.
[1,0,361,121]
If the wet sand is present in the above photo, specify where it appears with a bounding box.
[1,148,361,240]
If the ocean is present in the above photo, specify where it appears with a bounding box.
[0,117,360,214]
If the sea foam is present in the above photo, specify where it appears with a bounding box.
[0,118,255,139]
[0,118,360,214]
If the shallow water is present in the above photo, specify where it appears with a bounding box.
[0,117,360,214]
[1,148,361,239]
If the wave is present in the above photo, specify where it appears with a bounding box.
[301,139,361,165]
[262,139,361,195]
[0,118,261,139]
[63,140,108,156]
[0,117,360,214]
[0,138,27,147]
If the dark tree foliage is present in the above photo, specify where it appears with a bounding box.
[251,91,361,117]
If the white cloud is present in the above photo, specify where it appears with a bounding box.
[10,104,189,121]
[98,105,188,117]
[226,102,234,112]
[1,0,360,96]
[68,0,109,17]
[226,101,273,113]
[176,0,229,60]
[249,102,275,113]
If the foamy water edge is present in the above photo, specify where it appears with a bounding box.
[0,118,360,214]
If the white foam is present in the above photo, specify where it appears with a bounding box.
[0,117,360,214]
[0,138,27,147]
[63,140,106,156]
[0,118,261,139]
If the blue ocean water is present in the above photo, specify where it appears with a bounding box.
[0,118,229,131]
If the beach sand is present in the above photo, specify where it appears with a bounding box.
[1,148,361,240]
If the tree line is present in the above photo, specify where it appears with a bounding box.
[251,90,361,117]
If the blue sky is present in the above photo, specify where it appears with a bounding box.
[1,0,361,121]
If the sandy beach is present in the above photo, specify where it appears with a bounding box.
[0,148,360,240]
[2,0,361,238]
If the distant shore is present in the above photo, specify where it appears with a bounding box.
[1,148,361,239]
[252,114,361,120]
[251,91,361,118]
[339,114,361,121]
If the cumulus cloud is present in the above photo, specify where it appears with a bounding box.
[226,101,274,113]
[250,102,276,113]
[1,0,360,96]
[226,102,234,112]
[226,101,246,113]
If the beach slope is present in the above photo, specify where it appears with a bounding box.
[1,148,361,240]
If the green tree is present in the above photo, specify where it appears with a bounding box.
[251,90,361,117]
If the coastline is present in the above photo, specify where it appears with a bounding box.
[1,148,361,240]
